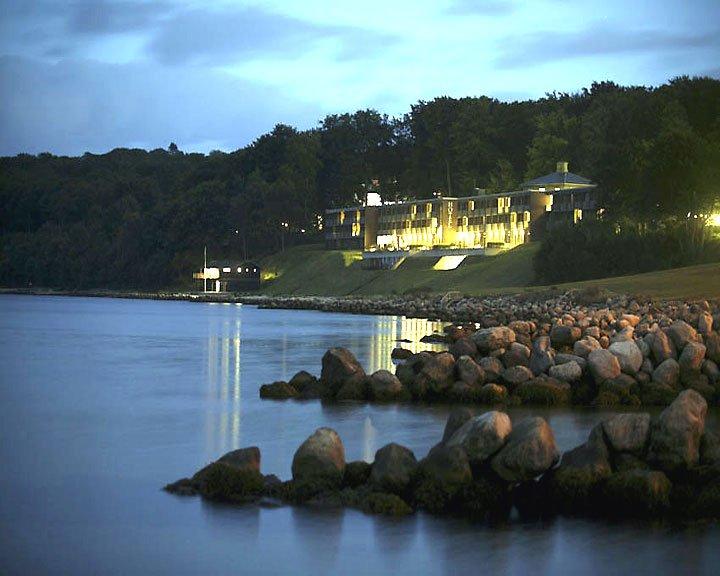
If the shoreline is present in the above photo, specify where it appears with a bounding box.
[3,287,719,324]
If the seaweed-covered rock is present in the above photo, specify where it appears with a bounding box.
[343,461,372,488]
[321,348,365,394]
[587,349,621,384]
[369,370,404,401]
[700,432,720,466]
[446,411,512,465]
[639,382,677,406]
[480,383,508,404]
[601,413,650,455]
[370,443,418,495]
[259,381,298,399]
[292,427,346,489]
[414,445,472,513]
[217,446,261,473]
[516,376,571,405]
[602,470,671,517]
[335,374,368,401]
[288,370,318,393]
[362,492,413,516]
[491,417,559,482]
[199,462,264,503]
[647,389,707,472]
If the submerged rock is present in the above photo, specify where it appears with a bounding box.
[259,381,298,399]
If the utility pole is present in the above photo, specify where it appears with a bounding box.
[203,245,207,293]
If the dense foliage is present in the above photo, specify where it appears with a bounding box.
[1,76,718,289]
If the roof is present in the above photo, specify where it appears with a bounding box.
[522,171,593,188]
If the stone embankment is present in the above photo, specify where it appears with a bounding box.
[166,390,720,522]
[260,301,720,407]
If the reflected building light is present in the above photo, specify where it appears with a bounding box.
[362,416,377,463]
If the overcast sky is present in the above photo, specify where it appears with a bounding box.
[1,0,718,156]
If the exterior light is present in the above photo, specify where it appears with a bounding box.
[710,213,720,227]
[237,267,242,273]
[222,267,231,273]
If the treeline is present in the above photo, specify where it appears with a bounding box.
[1,76,719,289]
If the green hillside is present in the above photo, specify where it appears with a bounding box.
[259,244,720,299]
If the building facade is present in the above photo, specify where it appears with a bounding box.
[324,162,598,252]
[193,260,261,292]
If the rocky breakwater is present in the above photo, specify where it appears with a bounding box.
[260,312,720,407]
[166,391,720,522]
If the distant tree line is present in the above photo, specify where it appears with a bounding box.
[1,76,718,289]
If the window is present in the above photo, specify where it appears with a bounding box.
[425,203,432,215]
[237,267,242,273]
[339,211,345,224]
[222,267,231,273]
[468,200,475,211]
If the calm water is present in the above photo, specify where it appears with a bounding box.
[0,295,718,575]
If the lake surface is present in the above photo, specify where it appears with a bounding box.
[0,294,718,575]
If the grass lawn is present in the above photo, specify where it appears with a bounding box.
[259,244,720,300]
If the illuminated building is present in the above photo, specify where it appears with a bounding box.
[323,162,598,255]
[193,259,261,292]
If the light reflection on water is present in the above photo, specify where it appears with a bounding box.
[0,295,718,576]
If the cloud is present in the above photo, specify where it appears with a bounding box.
[144,6,396,65]
[66,0,173,35]
[444,0,514,16]
[0,55,323,156]
[496,25,720,68]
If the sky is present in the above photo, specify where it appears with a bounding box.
[0,0,718,156]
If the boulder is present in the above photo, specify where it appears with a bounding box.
[415,352,456,395]
[501,365,534,388]
[292,427,346,488]
[639,382,677,406]
[679,341,706,373]
[602,470,671,517]
[369,370,404,401]
[217,446,261,474]
[370,443,418,495]
[343,461,372,488]
[446,411,512,465]
[706,332,720,364]
[441,407,475,443]
[335,374,368,400]
[391,347,413,360]
[529,349,555,376]
[478,356,503,381]
[321,348,365,393]
[647,389,707,472]
[550,325,582,347]
[667,320,698,351]
[647,330,676,364]
[601,413,650,455]
[414,445,473,512]
[555,353,587,371]
[703,359,720,384]
[549,360,582,382]
[700,431,720,466]
[472,326,516,353]
[573,336,601,358]
[652,358,680,388]
[491,417,559,482]
[502,342,531,368]
[587,349,622,384]
[449,337,478,359]
[698,312,713,336]
[544,426,611,512]
[608,341,643,375]
[259,381,298,399]
[288,371,318,393]
[197,462,264,503]
[456,355,485,386]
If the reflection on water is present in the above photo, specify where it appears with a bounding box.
[204,316,242,458]
[367,316,446,373]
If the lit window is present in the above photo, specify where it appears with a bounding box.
[222,267,231,273]
[237,267,242,273]
[339,211,345,224]
[468,200,475,211]
[253,268,257,273]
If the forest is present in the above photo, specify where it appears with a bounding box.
[1,76,719,289]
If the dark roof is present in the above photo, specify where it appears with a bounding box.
[208,260,260,268]
[522,171,592,187]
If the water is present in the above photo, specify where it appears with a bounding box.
[0,294,718,575]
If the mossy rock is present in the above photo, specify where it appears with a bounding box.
[200,462,264,503]
[543,467,605,515]
[343,461,372,488]
[259,381,298,400]
[362,492,413,516]
[669,464,720,520]
[516,378,570,406]
[602,470,671,518]
[413,477,456,514]
[456,476,509,520]
[640,383,677,406]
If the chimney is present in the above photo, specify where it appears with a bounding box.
[557,161,568,174]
